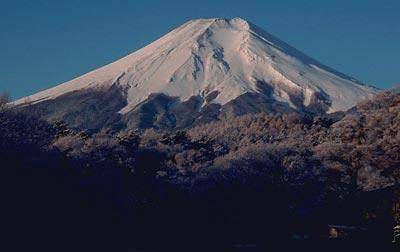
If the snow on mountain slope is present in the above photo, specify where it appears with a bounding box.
[13,18,379,113]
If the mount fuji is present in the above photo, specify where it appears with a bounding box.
[13,18,379,130]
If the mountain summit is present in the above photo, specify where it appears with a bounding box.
[14,18,379,130]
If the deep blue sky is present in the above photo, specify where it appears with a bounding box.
[1,0,399,99]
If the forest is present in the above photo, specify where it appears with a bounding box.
[1,89,399,249]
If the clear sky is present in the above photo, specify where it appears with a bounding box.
[1,0,399,99]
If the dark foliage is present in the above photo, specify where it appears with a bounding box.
[2,90,400,249]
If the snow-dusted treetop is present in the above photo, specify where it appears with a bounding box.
[13,18,378,113]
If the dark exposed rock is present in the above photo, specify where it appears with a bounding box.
[123,93,177,129]
[16,85,127,132]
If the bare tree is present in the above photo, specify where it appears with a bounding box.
[0,91,11,110]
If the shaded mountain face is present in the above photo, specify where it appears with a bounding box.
[13,18,378,131]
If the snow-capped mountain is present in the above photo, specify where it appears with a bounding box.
[13,18,379,130]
